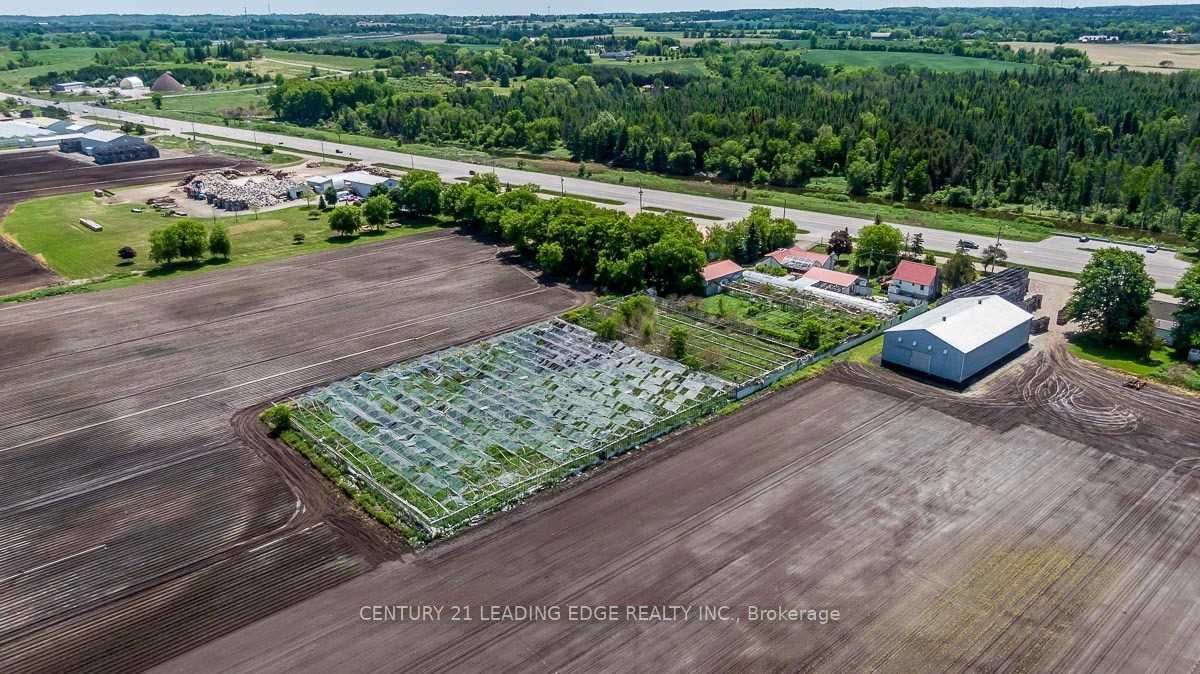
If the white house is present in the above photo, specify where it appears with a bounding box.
[888,260,940,305]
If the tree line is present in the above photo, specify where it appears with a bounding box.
[263,51,1200,243]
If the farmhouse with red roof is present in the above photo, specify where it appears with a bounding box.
[888,260,940,305]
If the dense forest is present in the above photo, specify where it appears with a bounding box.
[4,6,1200,45]
[263,42,1200,237]
[631,6,1200,43]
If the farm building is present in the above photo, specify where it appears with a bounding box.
[306,171,398,198]
[50,81,85,93]
[883,295,1032,385]
[757,246,834,272]
[888,260,940,305]
[1150,299,1181,346]
[802,267,870,296]
[59,130,158,164]
[119,76,145,90]
[702,259,743,296]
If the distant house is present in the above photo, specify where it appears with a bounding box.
[888,260,940,305]
[600,49,636,61]
[869,32,893,40]
[1078,35,1119,43]
[702,259,743,296]
[802,267,870,296]
[757,246,834,273]
[451,69,472,86]
[50,81,85,93]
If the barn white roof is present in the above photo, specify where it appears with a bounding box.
[886,295,1031,352]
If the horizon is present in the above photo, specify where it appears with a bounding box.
[2,1,1198,19]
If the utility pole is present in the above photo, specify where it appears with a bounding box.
[560,177,564,196]
[638,187,644,211]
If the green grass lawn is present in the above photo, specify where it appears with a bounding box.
[2,191,444,281]
[1067,334,1173,377]
[1066,333,1200,392]
[115,88,271,124]
[798,49,1035,73]
[151,135,302,165]
[259,49,380,71]
[0,46,110,91]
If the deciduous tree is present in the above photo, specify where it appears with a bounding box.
[1065,248,1154,343]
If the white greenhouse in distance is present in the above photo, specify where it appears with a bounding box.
[882,295,1032,385]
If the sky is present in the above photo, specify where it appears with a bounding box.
[1,0,1197,17]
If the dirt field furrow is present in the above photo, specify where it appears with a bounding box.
[157,351,1200,673]
[0,227,581,673]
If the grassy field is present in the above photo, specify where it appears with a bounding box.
[1067,333,1200,391]
[0,46,110,91]
[590,57,710,77]
[799,49,1034,73]
[1005,41,1200,72]
[1,191,443,280]
[115,88,271,123]
[151,135,301,165]
[259,49,380,71]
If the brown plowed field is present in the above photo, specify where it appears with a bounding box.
[160,347,1200,672]
[0,151,250,295]
[0,230,581,673]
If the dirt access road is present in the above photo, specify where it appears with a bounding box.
[163,348,1200,672]
[0,150,247,295]
[0,230,580,673]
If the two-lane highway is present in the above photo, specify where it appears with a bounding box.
[15,93,1192,286]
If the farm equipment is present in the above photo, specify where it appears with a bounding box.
[1123,377,1147,390]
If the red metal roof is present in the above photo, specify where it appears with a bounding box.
[765,247,830,267]
[893,260,938,286]
[802,267,863,287]
[702,259,743,282]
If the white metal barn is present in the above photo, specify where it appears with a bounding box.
[883,295,1032,384]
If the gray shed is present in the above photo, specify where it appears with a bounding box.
[883,295,1032,384]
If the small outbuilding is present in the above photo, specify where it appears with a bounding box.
[802,267,870,296]
[757,246,833,272]
[702,259,743,296]
[883,295,1032,385]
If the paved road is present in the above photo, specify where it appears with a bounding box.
[13,93,1192,286]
